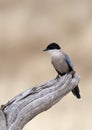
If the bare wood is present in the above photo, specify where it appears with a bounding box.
[0,73,80,130]
[0,110,7,130]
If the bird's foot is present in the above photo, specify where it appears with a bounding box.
[70,70,75,78]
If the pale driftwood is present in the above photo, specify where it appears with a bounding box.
[0,73,80,130]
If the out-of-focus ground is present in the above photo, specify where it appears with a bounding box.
[0,0,92,130]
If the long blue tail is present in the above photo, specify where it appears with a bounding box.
[72,85,81,99]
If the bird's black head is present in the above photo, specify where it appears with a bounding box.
[43,43,61,51]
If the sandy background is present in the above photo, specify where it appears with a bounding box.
[0,0,92,130]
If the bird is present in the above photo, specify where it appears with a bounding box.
[43,42,81,99]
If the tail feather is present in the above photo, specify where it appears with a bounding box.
[72,85,81,99]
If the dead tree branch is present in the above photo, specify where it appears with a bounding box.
[0,73,80,130]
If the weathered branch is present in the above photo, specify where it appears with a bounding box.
[0,73,80,130]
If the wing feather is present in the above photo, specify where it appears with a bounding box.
[64,54,74,70]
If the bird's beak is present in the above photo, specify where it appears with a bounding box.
[43,49,47,51]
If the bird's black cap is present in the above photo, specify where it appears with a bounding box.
[43,43,61,51]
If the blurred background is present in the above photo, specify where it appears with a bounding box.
[0,0,92,130]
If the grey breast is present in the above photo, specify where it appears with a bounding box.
[51,53,69,74]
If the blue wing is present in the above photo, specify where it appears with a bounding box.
[64,54,74,70]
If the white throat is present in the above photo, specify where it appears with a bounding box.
[48,49,62,56]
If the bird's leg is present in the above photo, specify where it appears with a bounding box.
[55,74,60,81]
[67,70,75,78]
